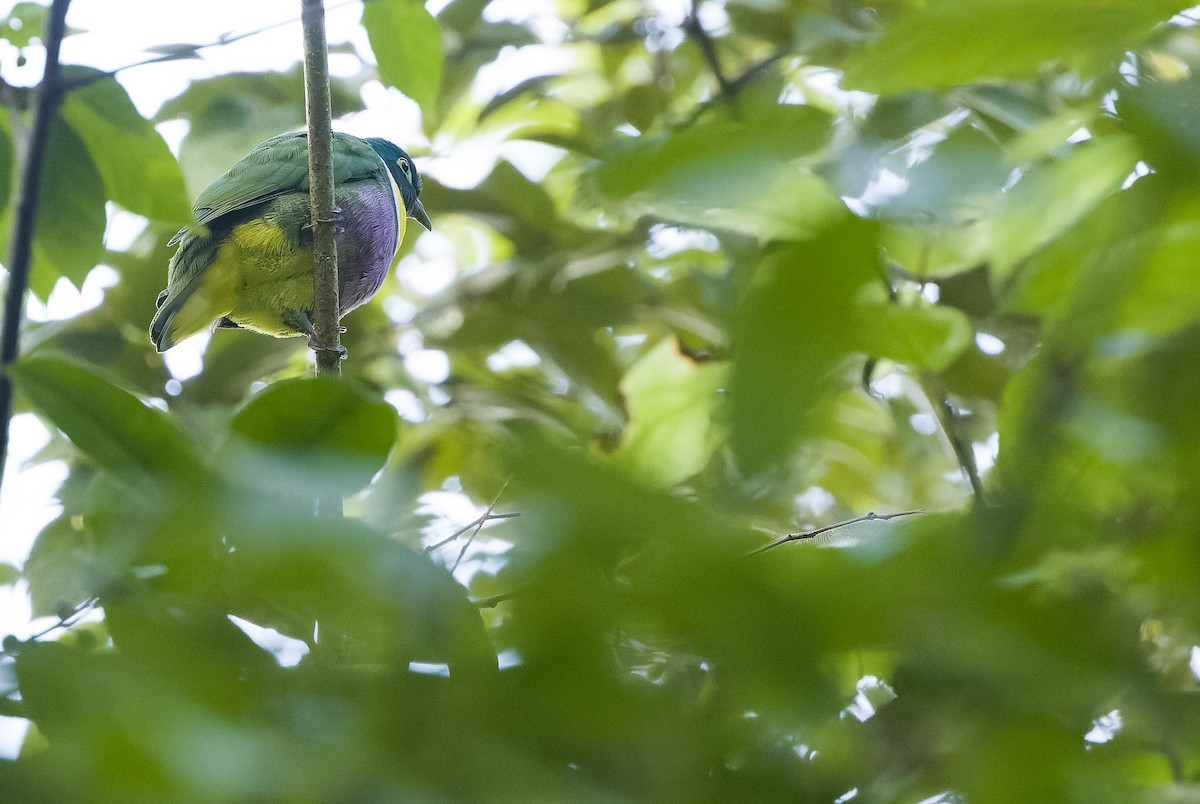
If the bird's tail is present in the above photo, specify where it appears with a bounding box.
[149,286,191,353]
[149,236,222,352]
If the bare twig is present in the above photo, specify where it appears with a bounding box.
[923,372,985,509]
[0,0,72,500]
[471,592,517,609]
[749,509,924,555]
[423,511,521,554]
[683,3,732,97]
[451,479,511,573]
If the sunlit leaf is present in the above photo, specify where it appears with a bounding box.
[844,0,1190,94]
[7,355,204,482]
[593,105,841,239]
[225,378,399,495]
[730,215,879,475]
[616,338,728,488]
[59,68,190,223]
[853,300,974,371]
[363,0,444,119]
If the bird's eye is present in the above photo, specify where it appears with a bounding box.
[398,159,411,177]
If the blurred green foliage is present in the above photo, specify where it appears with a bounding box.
[3,0,1200,800]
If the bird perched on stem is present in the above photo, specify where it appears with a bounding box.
[149,131,430,353]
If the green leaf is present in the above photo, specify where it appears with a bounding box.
[362,0,444,118]
[844,0,1190,94]
[0,562,18,586]
[7,355,203,482]
[1116,73,1200,181]
[19,118,107,294]
[616,339,728,488]
[59,68,190,223]
[989,136,1140,285]
[730,215,879,476]
[24,518,91,618]
[224,517,495,674]
[0,2,48,48]
[226,378,399,495]
[852,301,974,371]
[592,105,841,239]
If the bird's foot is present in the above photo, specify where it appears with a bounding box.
[307,338,348,360]
[304,206,345,234]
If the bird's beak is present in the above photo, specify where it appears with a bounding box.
[410,199,432,231]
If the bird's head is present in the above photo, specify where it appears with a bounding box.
[364,137,432,231]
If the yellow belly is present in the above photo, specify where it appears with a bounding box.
[173,218,315,340]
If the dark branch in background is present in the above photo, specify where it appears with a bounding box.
[0,0,72,500]
[922,372,986,509]
[683,3,731,97]
[749,509,924,555]
[681,0,788,125]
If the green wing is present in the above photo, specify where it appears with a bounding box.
[168,132,388,245]
[152,132,389,350]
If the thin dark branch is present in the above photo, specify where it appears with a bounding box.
[923,372,985,508]
[472,592,516,609]
[423,511,520,554]
[683,3,731,97]
[749,509,924,555]
[679,50,787,127]
[59,0,368,93]
[0,0,72,500]
[0,596,100,659]
[451,478,511,573]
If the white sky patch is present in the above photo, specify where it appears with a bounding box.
[486,340,540,372]
[1190,645,1200,681]
[974,432,1000,475]
[975,332,1005,355]
[106,207,148,251]
[843,675,897,722]
[0,415,59,568]
[228,615,309,668]
[163,332,209,381]
[384,389,427,423]
[795,486,836,517]
[397,231,458,296]
[870,372,906,399]
[500,140,566,183]
[383,296,417,324]
[910,413,938,436]
[1085,709,1123,745]
[857,168,908,208]
[405,349,450,384]
[646,223,720,258]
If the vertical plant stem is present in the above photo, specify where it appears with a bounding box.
[301,0,342,379]
[301,0,343,523]
[0,0,72,499]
